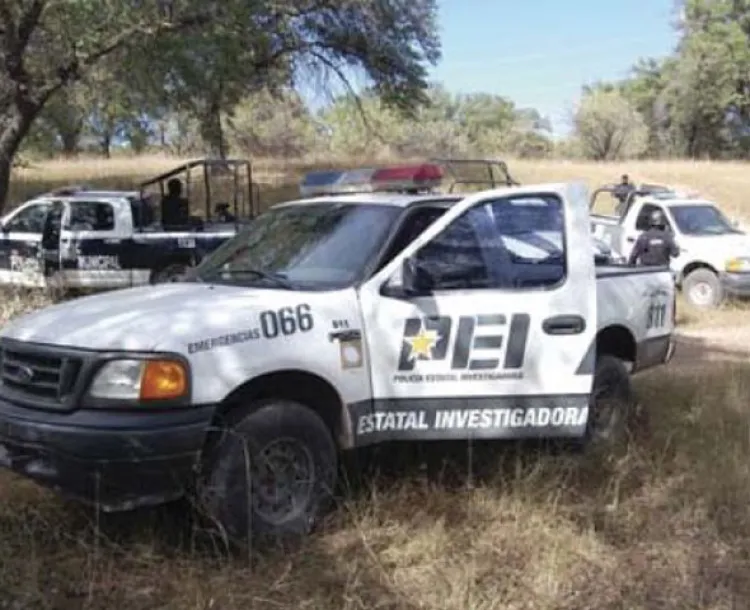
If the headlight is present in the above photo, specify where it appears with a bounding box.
[725,257,750,273]
[88,358,188,402]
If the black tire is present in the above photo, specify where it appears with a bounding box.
[199,399,338,550]
[151,262,189,284]
[583,354,636,447]
[682,268,723,309]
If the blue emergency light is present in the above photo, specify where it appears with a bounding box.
[299,163,444,197]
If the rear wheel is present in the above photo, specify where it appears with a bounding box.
[682,268,723,309]
[583,354,636,447]
[199,399,338,550]
[151,262,189,284]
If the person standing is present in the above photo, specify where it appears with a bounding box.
[628,210,679,267]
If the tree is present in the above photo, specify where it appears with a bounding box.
[226,89,320,158]
[667,0,750,157]
[573,89,649,160]
[0,0,441,211]
[619,58,675,157]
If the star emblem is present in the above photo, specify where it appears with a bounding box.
[404,322,439,361]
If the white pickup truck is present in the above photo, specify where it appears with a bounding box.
[590,183,750,309]
[0,158,256,289]
[0,164,676,548]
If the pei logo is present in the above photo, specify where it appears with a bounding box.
[396,313,530,378]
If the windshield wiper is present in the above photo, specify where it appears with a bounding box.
[202,268,294,289]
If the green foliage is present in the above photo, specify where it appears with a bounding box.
[573,0,750,160]
[573,89,648,160]
[225,89,322,158]
[316,86,553,160]
[0,0,442,209]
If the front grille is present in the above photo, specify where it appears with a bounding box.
[0,340,83,408]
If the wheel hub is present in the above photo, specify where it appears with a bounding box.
[689,281,714,306]
[251,438,315,525]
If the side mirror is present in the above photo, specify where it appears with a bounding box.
[381,255,433,298]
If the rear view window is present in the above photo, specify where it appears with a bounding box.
[69,201,115,231]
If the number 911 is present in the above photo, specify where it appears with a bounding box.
[646,302,667,329]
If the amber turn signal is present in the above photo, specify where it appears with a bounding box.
[139,359,188,401]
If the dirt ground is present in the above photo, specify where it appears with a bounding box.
[672,323,750,367]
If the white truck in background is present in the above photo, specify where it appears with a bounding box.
[590,183,750,309]
[0,163,676,549]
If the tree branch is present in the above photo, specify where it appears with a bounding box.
[306,48,382,141]
[17,0,47,52]
[37,13,211,102]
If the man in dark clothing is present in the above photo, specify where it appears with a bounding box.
[161,178,189,226]
[628,209,680,267]
[613,174,636,215]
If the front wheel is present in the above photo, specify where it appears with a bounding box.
[199,399,338,550]
[682,268,723,309]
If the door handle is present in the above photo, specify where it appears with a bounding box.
[542,314,586,335]
[626,236,635,243]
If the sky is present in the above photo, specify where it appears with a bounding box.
[430,0,681,136]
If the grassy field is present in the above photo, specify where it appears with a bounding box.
[7,154,750,219]
[2,156,750,609]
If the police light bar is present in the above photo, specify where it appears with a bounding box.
[299,168,381,197]
[48,184,89,196]
[299,163,443,197]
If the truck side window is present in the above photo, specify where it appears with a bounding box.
[375,206,447,273]
[415,193,566,290]
[68,201,115,231]
[635,204,671,231]
[635,204,655,230]
[3,202,50,233]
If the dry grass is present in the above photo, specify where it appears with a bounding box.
[3,156,750,608]
[2,328,750,608]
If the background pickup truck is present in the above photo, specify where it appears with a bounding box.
[0,165,675,549]
[0,158,257,290]
[589,182,750,309]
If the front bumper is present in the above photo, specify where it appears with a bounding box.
[0,397,215,512]
[720,271,750,298]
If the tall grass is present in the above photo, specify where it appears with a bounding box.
[1,352,750,608]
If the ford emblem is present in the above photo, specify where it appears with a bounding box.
[16,365,35,383]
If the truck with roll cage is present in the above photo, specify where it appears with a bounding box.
[590,180,750,309]
[0,160,675,549]
[0,158,260,290]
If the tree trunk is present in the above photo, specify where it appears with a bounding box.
[0,105,38,213]
[0,155,13,215]
[100,131,112,158]
[60,131,80,156]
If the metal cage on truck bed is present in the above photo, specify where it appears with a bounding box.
[137,158,261,226]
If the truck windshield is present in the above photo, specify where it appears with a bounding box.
[670,204,740,236]
[193,201,402,290]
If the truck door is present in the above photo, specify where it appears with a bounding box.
[0,199,51,288]
[355,183,597,445]
[39,200,65,287]
[59,198,132,289]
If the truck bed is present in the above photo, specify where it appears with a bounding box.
[594,262,674,342]
[595,263,670,278]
